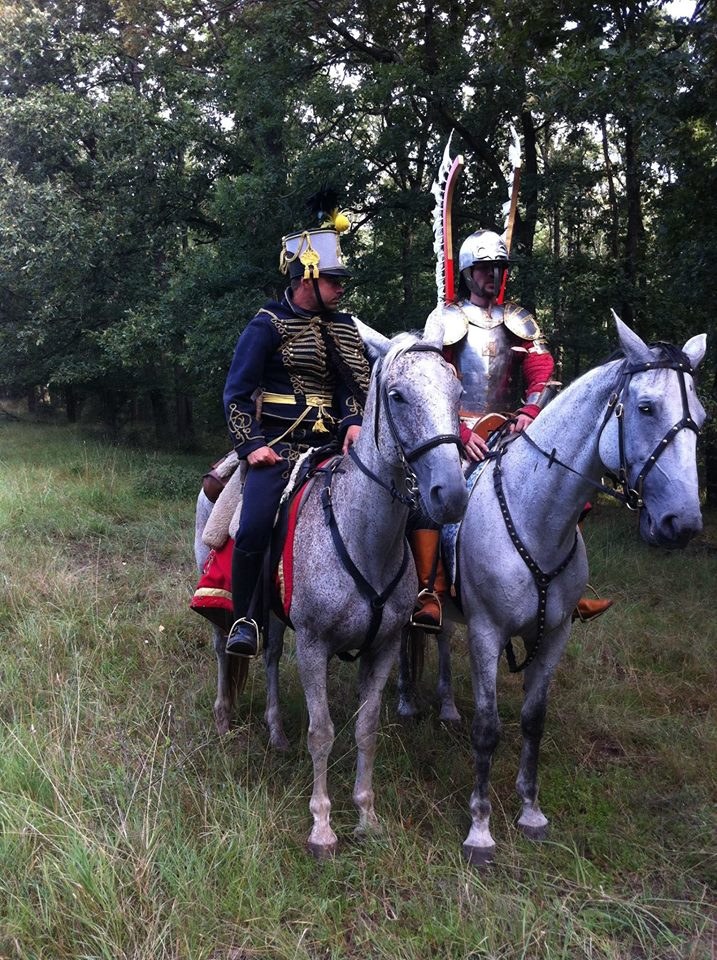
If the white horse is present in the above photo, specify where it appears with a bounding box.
[196,330,468,856]
[415,317,706,864]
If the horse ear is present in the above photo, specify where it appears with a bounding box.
[612,310,652,364]
[682,333,707,370]
[423,306,447,350]
[353,318,390,359]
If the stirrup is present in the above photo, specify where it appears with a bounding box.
[226,617,260,658]
[409,589,443,634]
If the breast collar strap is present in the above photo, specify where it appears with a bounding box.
[317,459,410,661]
[492,446,578,673]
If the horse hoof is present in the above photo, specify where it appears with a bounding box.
[397,701,420,720]
[519,822,550,842]
[307,840,339,861]
[269,731,290,752]
[214,712,231,737]
[439,707,462,725]
[353,822,382,841]
[462,843,496,867]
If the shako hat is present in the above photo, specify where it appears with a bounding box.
[280,188,352,280]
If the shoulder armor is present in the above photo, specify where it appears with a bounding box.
[424,303,470,347]
[442,303,470,346]
[502,302,543,340]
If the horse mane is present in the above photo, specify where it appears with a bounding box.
[382,331,423,366]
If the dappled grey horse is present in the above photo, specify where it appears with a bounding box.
[404,317,707,863]
[197,329,468,855]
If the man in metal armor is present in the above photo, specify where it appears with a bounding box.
[445,228,554,458]
[223,215,369,657]
[412,227,612,628]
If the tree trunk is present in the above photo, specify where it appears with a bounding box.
[174,366,195,448]
[704,367,717,508]
[150,388,170,444]
[621,115,644,332]
[64,385,77,423]
[600,115,620,260]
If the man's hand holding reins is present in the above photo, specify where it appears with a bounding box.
[463,430,490,462]
[509,413,534,434]
[343,425,361,454]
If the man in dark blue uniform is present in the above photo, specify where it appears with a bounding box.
[224,219,370,656]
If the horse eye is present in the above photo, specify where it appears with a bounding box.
[388,389,406,404]
[638,402,653,415]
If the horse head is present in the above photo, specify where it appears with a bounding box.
[599,315,707,548]
[354,318,467,526]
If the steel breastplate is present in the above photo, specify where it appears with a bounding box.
[453,315,514,413]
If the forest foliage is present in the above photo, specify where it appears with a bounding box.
[0,0,715,489]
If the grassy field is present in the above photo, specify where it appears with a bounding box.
[0,421,714,960]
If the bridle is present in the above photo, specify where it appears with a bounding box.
[518,351,700,513]
[596,352,700,511]
[491,349,700,673]
[351,341,463,508]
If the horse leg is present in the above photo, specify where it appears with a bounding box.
[396,627,422,719]
[213,624,234,735]
[296,639,338,858]
[353,638,399,836]
[515,627,569,839]
[263,617,289,752]
[463,633,501,865]
[435,623,461,723]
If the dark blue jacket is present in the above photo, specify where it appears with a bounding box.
[224,291,369,457]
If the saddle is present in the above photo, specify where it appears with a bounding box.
[465,411,509,442]
[190,442,341,632]
[201,450,239,503]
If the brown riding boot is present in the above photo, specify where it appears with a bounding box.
[409,529,447,633]
[572,597,614,622]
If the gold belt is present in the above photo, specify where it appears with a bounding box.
[262,391,333,406]
[261,391,335,442]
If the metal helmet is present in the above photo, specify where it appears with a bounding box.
[459,229,509,300]
[458,230,509,272]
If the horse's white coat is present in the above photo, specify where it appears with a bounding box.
[286,332,468,854]
[195,329,470,854]
[453,318,707,861]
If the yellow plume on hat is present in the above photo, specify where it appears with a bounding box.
[327,209,350,233]
[308,188,351,234]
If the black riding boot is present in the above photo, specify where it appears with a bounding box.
[226,548,263,657]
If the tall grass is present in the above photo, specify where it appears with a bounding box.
[0,422,714,959]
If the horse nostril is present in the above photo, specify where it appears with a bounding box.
[659,512,702,546]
